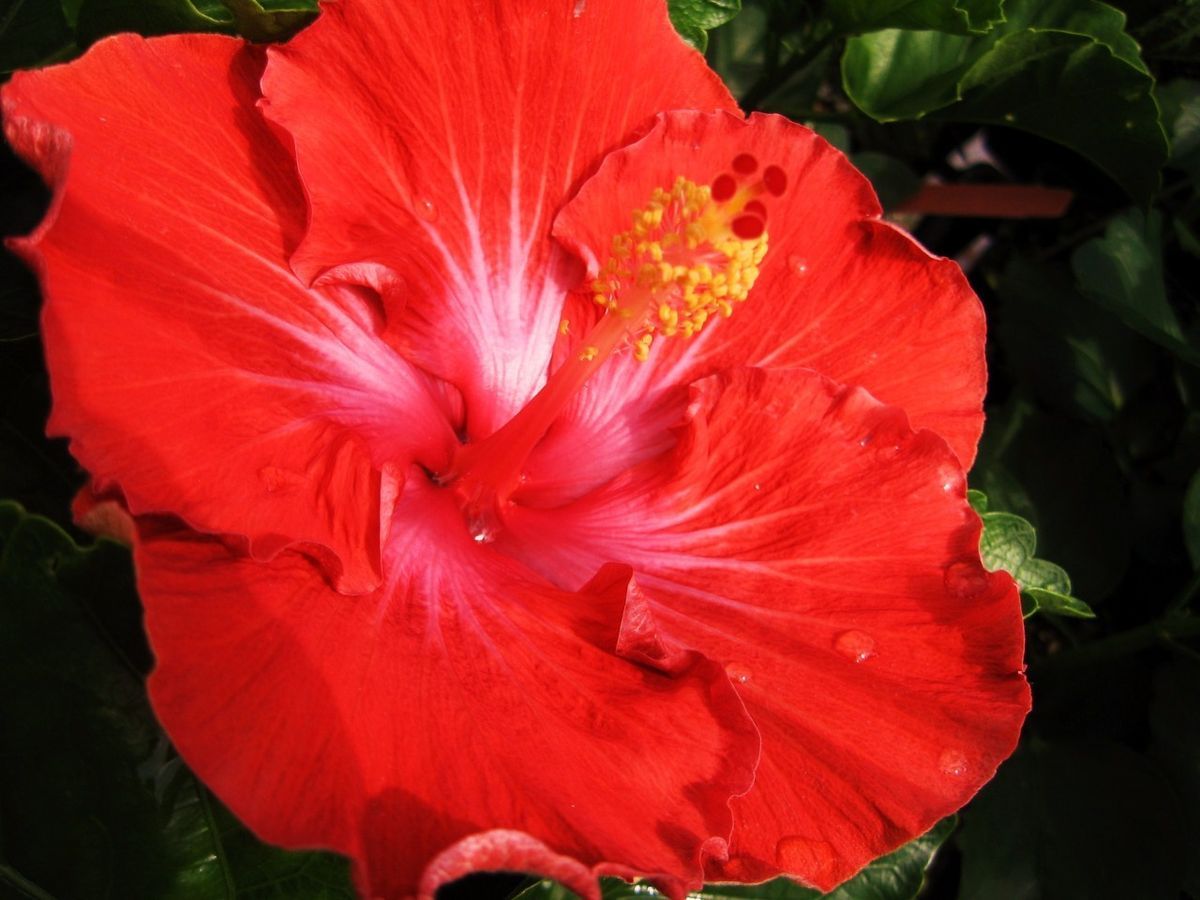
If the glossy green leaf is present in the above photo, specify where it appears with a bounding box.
[668,0,740,51]
[1072,209,1199,366]
[219,0,316,42]
[958,741,1188,900]
[975,405,1130,601]
[1156,78,1200,182]
[1184,469,1200,570]
[841,0,1167,202]
[973,496,1094,619]
[514,820,955,900]
[73,0,231,47]
[828,0,1004,35]
[0,502,353,900]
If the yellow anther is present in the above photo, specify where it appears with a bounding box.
[579,345,599,362]
[559,318,571,335]
[587,174,769,363]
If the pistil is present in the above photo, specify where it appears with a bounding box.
[441,160,782,540]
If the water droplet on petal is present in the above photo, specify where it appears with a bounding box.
[834,630,875,663]
[465,507,501,544]
[944,561,990,598]
[726,662,752,685]
[939,464,964,494]
[413,197,438,222]
[939,749,968,777]
[753,483,762,491]
[788,255,809,277]
[571,0,586,17]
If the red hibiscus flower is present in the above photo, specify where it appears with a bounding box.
[1,1,1030,898]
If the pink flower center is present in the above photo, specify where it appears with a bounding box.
[440,161,782,541]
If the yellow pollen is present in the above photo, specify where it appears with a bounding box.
[559,318,571,335]
[589,176,768,362]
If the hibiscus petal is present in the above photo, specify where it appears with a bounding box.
[2,35,458,593]
[260,0,736,437]
[500,367,1029,890]
[542,110,985,504]
[137,475,760,899]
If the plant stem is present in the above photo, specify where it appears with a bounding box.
[1032,613,1200,673]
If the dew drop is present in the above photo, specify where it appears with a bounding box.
[788,255,809,277]
[938,464,963,494]
[466,508,500,544]
[413,197,438,222]
[726,662,752,685]
[833,630,875,663]
[944,561,990,599]
[753,483,762,491]
[571,0,586,16]
[939,749,968,777]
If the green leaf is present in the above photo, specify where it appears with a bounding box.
[73,0,233,47]
[972,496,1094,619]
[668,0,740,51]
[514,820,955,900]
[996,260,1157,423]
[1184,469,1200,570]
[1071,209,1199,366]
[1156,78,1200,182]
[0,502,354,899]
[841,0,1167,202]
[958,741,1189,900]
[219,0,317,42]
[828,0,1004,36]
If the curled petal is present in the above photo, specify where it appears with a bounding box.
[261,0,736,437]
[539,111,985,511]
[501,367,1029,889]
[2,35,457,592]
[137,477,759,899]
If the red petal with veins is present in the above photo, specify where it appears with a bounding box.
[137,477,760,900]
[500,367,1029,890]
[1,35,458,592]
[260,0,736,438]
[539,110,986,511]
